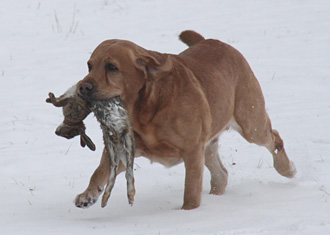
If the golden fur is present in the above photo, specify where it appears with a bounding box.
[75,30,296,210]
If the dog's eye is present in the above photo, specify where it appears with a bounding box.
[87,62,92,72]
[106,63,118,72]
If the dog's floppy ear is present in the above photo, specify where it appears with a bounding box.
[135,53,172,81]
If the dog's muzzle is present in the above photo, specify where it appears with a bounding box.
[78,81,94,97]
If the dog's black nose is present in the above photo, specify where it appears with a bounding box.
[79,81,94,96]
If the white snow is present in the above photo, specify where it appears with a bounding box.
[1,0,330,234]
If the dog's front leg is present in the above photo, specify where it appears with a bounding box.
[75,147,125,208]
[75,148,109,208]
[182,146,204,210]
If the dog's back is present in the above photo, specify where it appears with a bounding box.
[178,31,249,138]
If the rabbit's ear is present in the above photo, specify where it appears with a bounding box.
[80,133,96,151]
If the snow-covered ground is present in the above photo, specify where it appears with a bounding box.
[1,0,330,234]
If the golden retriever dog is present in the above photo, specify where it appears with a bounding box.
[75,30,296,210]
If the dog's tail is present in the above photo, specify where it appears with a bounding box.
[179,30,205,47]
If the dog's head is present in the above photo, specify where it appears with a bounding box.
[77,40,172,105]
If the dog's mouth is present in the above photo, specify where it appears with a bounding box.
[78,92,120,104]
[86,96,123,113]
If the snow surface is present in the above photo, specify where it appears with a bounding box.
[1,0,330,234]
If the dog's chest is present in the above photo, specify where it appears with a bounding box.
[133,128,183,167]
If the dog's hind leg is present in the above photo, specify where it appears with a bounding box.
[233,78,296,178]
[268,129,296,178]
[204,137,228,195]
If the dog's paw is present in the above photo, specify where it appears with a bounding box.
[74,190,100,208]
